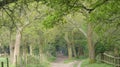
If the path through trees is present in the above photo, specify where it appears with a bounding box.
[51,53,81,67]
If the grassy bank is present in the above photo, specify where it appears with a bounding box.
[64,56,87,63]
[0,56,53,67]
[81,59,113,67]
[64,58,77,63]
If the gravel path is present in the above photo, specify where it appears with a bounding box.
[51,54,81,67]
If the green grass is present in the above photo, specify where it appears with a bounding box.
[16,61,50,67]
[26,62,50,67]
[64,58,77,63]
[81,59,113,67]
[0,57,8,67]
[64,56,87,66]
[0,57,51,67]
[76,56,87,60]
[48,56,56,62]
[73,63,78,67]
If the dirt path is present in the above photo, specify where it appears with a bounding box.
[77,61,82,67]
[51,54,81,67]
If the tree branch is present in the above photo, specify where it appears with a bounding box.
[80,0,109,13]
[2,7,17,29]
[0,0,18,7]
[66,16,87,38]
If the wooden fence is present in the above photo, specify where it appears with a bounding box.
[97,53,120,67]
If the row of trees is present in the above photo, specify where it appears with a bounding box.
[0,0,119,65]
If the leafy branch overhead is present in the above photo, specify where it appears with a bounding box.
[0,0,110,28]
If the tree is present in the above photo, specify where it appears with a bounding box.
[39,0,109,63]
[64,32,72,59]
[89,0,120,57]
[0,2,46,64]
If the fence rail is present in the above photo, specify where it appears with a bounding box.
[97,53,120,67]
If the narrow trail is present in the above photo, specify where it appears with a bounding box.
[51,54,81,67]
[77,61,82,67]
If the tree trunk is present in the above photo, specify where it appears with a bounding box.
[67,42,72,59]
[39,38,47,63]
[87,23,95,63]
[71,31,77,57]
[72,42,77,57]
[114,47,119,57]
[10,40,14,63]
[80,47,84,55]
[77,47,80,56]
[23,41,27,65]
[9,31,14,63]
[29,45,33,55]
[39,44,46,63]
[39,46,43,63]
[64,32,72,59]
[12,28,22,65]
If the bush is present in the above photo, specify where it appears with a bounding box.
[16,55,50,67]
[26,62,50,67]
[27,55,40,64]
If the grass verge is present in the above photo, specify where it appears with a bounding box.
[64,58,77,63]
[81,59,113,67]
[73,63,78,67]
[48,56,56,62]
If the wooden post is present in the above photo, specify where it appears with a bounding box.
[16,55,17,67]
[100,53,104,62]
[20,57,22,67]
[7,58,9,67]
[114,58,116,67]
[119,59,120,67]
[1,62,4,67]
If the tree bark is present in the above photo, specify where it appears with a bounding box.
[39,37,47,63]
[39,46,43,63]
[67,42,72,59]
[10,39,14,63]
[29,45,33,55]
[12,28,22,65]
[71,31,77,57]
[64,32,72,59]
[72,43,77,57]
[87,23,95,63]
[9,30,14,63]
[39,43,46,63]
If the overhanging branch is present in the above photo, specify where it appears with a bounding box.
[80,0,109,13]
[0,0,18,7]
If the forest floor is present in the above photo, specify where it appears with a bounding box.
[51,54,81,67]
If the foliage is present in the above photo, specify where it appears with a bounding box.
[88,0,120,56]
[90,0,120,25]
[17,55,50,67]
[48,56,56,62]
[0,0,120,66]
[95,41,113,55]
